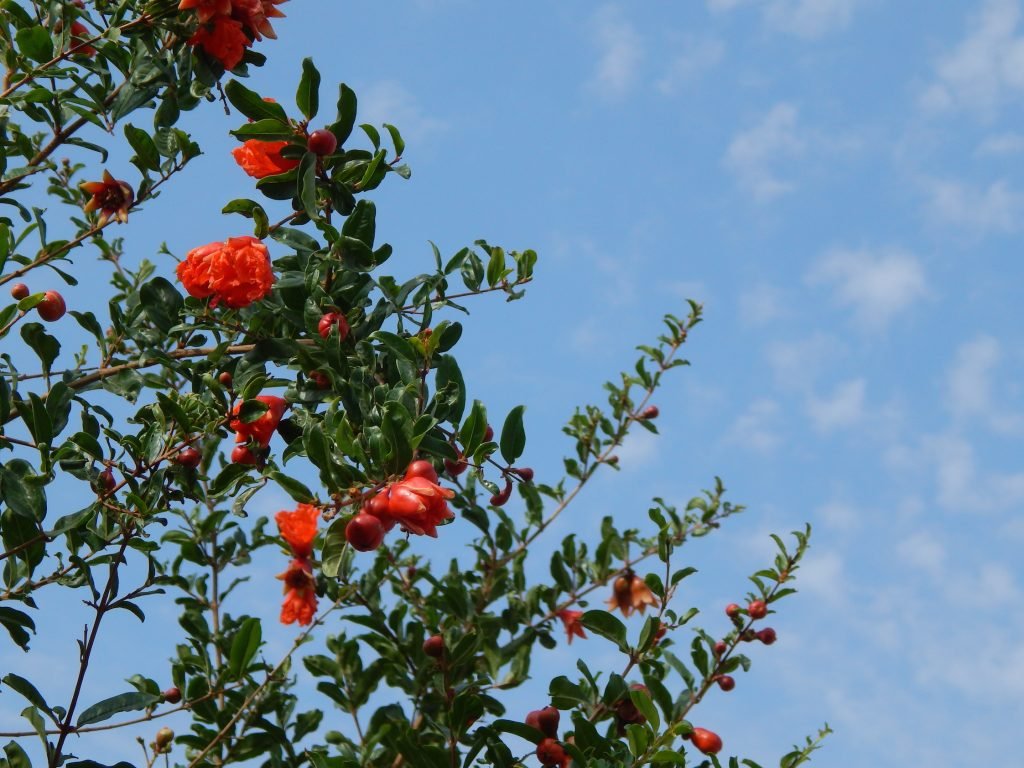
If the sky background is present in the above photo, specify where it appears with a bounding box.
[5,1,1024,767]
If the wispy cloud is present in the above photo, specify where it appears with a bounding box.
[738,283,787,326]
[587,4,644,99]
[725,398,783,452]
[656,37,725,94]
[977,132,1024,155]
[806,378,866,432]
[764,0,861,39]
[924,177,1024,235]
[707,0,862,38]
[945,335,1024,434]
[806,247,928,329]
[919,0,1024,117]
[925,433,1024,512]
[359,81,447,145]
[724,102,804,201]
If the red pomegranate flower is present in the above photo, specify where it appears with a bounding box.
[275,502,319,558]
[80,170,133,225]
[276,557,316,625]
[176,235,275,308]
[230,0,287,40]
[231,139,300,179]
[557,609,587,644]
[605,572,657,617]
[188,15,249,69]
[229,394,287,447]
[385,476,455,538]
[177,0,231,21]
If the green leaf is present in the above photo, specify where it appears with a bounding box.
[19,322,59,377]
[491,719,543,745]
[124,124,160,172]
[341,199,376,248]
[331,83,358,145]
[320,518,348,578]
[368,331,417,362]
[2,741,31,768]
[228,617,262,680]
[581,610,628,652]
[629,686,660,731]
[269,471,315,503]
[0,459,46,520]
[296,57,321,120]
[0,607,35,651]
[1,674,51,715]
[76,691,160,727]
[499,405,526,464]
[297,151,319,220]
[16,26,53,62]
[140,277,183,334]
[383,123,405,156]
[225,80,289,123]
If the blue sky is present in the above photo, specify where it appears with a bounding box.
[6,2,1024,767]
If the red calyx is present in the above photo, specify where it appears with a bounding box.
[345,513,385,552]
[690,727,723,755]
[162,686,181,704]
[307,129,338,156]
[490,479,512,507]
[318,311,350,341]
[748,599,767,619]
[405,459,439,484]
[716,675,735,691]
[757,627,777,645]
[422,634,444,658]
[535,738,566,767]
[231,445,258,465]
[175,447,201,468]
[36,290,66,322]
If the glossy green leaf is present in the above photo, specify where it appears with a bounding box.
[228,617,262,680]
[499,405,526,464]
[76,691,160,727]
[296,57,321,119]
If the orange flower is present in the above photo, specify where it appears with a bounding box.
[275,502,319,558]
[80,170,133,224]
[177,0,231,21]
[189,15,249,69]
[384,476,455,537]
[176,235,275,308]
[276,557,317,625]
[230,0,287,40]
[229,394,287,447]
[231,140,300,179]
[557,609,587,644]
[605,572,657,617]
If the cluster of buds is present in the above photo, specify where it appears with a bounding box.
[525,706,569,767]
[345,460,455,551]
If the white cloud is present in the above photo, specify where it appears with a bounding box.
[764,0,860,39]
[724,102,804,201]
[587,4,643,99]
[799,550,845,598]
[359,81,447,145]
[924,177,1024,235]
[945,335,1024,434]
[615,429,660,469]
[920,0,1024,117]
[925,433,1024,512]
[725,397,782,452]
[806,247,928,329]
[947,335,1001,420]
[656,37,724,93]
[816,500,860,531]
[707,0,861,38]
[977,132,1024,155]
[806,378,866,432]
[738,283,786,326]
[897,531,946,575]
[765,332,842,391]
